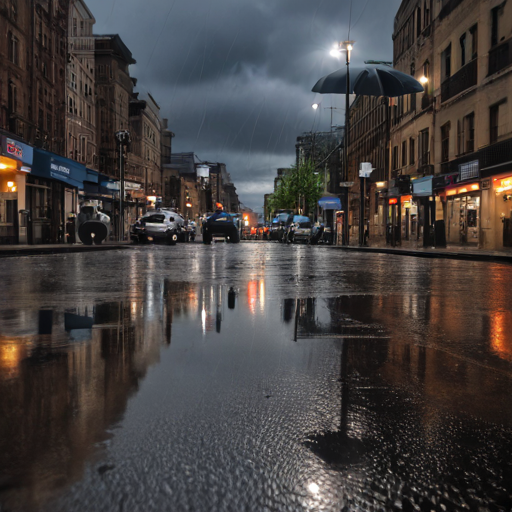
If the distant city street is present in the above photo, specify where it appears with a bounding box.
[1,244,512,511]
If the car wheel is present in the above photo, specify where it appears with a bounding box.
[229,228,240,244]
[166,232,178,246]
[203,231,212,244]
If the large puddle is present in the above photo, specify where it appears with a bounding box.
[1,246,512,510]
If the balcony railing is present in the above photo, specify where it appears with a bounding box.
[441,58,477,103]
[488,38,511,76]
[421,93,433,110]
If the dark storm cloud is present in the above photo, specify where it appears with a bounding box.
[87,0,401,210]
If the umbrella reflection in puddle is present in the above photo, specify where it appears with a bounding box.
[294,297,389,467]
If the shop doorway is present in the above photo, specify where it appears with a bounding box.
[447,195,480,245]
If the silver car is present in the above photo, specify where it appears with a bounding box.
[130,210,185,245]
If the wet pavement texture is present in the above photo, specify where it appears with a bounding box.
[1,243,512,511]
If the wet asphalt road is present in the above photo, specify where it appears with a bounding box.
[1,242,512,512]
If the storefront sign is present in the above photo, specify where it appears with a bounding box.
[389,198,398,204]
[0,135,33,166]
[459,160,479,181]
[495,177,512,194]
[446,183,480,196]
[412,176,433,197]
[50,162,70,175]
[32,149,86,188]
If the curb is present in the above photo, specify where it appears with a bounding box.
[330,245,512,264]
[0,245,133,258]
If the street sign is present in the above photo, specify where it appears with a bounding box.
[359,162,374,178]
[339,182,355,187]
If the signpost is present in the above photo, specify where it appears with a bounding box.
[359,163,374,246]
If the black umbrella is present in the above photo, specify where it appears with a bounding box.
[312,64,424,97]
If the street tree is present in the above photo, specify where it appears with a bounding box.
[268,160,323,217]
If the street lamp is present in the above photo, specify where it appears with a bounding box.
[115,130,131,241]
[312,103,343,132]
[331,40,354,245]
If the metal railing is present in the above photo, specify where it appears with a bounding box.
[441,58,477,103]
[488,38,511,76]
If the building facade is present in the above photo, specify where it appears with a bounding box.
[66,0,97,169]
[347,95,391,245]
[390,0,512,250]
[94,34,135,238]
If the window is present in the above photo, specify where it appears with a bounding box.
[69,97,73,114]
[419,129,429,165]
[416,7,421,37]
[8,32,19,66]
[465,113,475,153]
[409,138,415,165]
[490,103,501,144]
[8,82,17,113]
[470,24,478,60]
[402,141,407,167]
[392,146,399,170]
[491,6,500,47]
[423,0,431,27]
[10,0,17,21]
[460,33,466,67]
[72,18,77,37]
[441,123,450,163]
[46,113,52,133]
[442,44,451,81]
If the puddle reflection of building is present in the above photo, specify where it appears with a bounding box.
[0,281,197,511]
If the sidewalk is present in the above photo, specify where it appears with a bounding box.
[331,239,512,264]
[0,241,133,258]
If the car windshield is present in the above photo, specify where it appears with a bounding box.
[144,214,165,223]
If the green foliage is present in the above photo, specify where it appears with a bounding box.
[268,160,323,216]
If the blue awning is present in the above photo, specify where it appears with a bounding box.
[318,196,342,210]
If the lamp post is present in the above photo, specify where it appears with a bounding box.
[115,130,131,241]
[331,40,354,245]
[312,103,343,132]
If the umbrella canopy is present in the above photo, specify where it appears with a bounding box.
[312,64,424,97]
[318,196,342,210]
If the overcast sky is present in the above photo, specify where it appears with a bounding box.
[86,0,401,211]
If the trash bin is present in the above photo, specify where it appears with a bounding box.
[434,220,446,248]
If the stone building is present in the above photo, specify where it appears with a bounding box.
[66,0,97,168]
[433,0,512,250]
[347,95,391,245]
[0,0,31,140]
[94,34,135,180]
[94,34,135,238]
[0,0,69,151]
[390,0,435,247]
[390,0,512,250]
[128,92,162,212]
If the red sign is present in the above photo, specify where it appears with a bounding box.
[6,139,23,159]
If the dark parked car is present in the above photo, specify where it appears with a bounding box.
[202,212,240,244]
[130,210,185,245]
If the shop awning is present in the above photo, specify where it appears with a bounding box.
[412,176,433,197]
[318,196,342,210]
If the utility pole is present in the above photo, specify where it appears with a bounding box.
[115,130,131,241]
